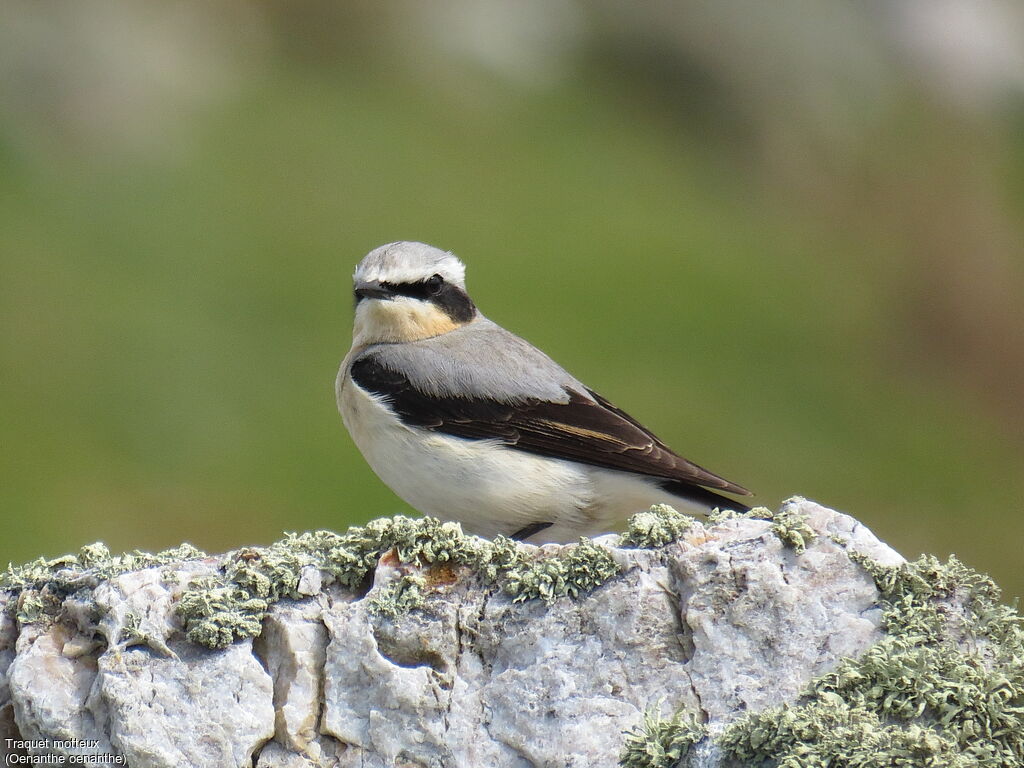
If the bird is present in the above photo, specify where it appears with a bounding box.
[336,241,752,543]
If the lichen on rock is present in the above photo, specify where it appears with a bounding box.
[717,552,1024,767]
[368,572,428,618]
[705,496,817,554]
[499,537,621,603]
[174,515,623,647]
[619,503,695,548]
[1,542,208,626]
[619,703,706,768]
[176,576,270,650]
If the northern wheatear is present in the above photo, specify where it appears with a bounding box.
[337,241,751,543]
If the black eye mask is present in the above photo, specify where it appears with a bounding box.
[358,275,477,323]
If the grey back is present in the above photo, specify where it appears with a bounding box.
[362,317,588,404]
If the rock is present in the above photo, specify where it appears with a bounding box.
[5,562,275,768]
[0,499,1018,768]
[0,598,23,747]
[254,600,332,758]
[7,623,116,763]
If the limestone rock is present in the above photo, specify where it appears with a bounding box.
[0,500,923,767]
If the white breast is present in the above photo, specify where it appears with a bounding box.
[338,363,606,537]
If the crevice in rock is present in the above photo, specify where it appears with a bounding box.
[350,569,376,603]
[250,626,271,676]
[665,561,707,725]
[684,666,709,726]
[314,615,330,739]
[250,735,272,767]
[453,607,464,663]
[373,631,447,674]
[474,587,496,679]
[86,661,115,755]
[661,570,696,663]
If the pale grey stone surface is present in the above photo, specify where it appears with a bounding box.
[8,624,116,763]
[6,563,274,768]
[0,499,903,768]
[255,600,333,760]
[100,639,274,767]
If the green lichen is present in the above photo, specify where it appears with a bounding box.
[1,541,207,593]
[369,573,428,619]
[768,506,817,555]
[500,551,568,604]
[176,576,269,650]
[477,535,529,584]
[1,541,208,626]
[619,703,706,768]
[175,515,622,647]
[560,538,622,597]
[14,590,49,625]
[718,553,1024,767]
[721,696,974,768]
[619,504,694,548]
[706,501,817,554]
[117,611,176,656]
[705,504,775,525]
[120,611,145,644]
[173,517,490,646]
[499,537,621,604]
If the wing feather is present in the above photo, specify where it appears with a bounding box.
[350,355,751,496]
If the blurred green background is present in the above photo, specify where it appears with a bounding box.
[1,1,1022,597]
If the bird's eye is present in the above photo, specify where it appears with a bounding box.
[426,274,444,294]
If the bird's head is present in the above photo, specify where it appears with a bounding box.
[350,242,478,346]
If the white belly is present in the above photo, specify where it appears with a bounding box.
[336,367,692,542]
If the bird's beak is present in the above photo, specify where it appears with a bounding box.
[354,280,394,301]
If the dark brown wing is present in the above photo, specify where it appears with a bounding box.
[350,356,751,497]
